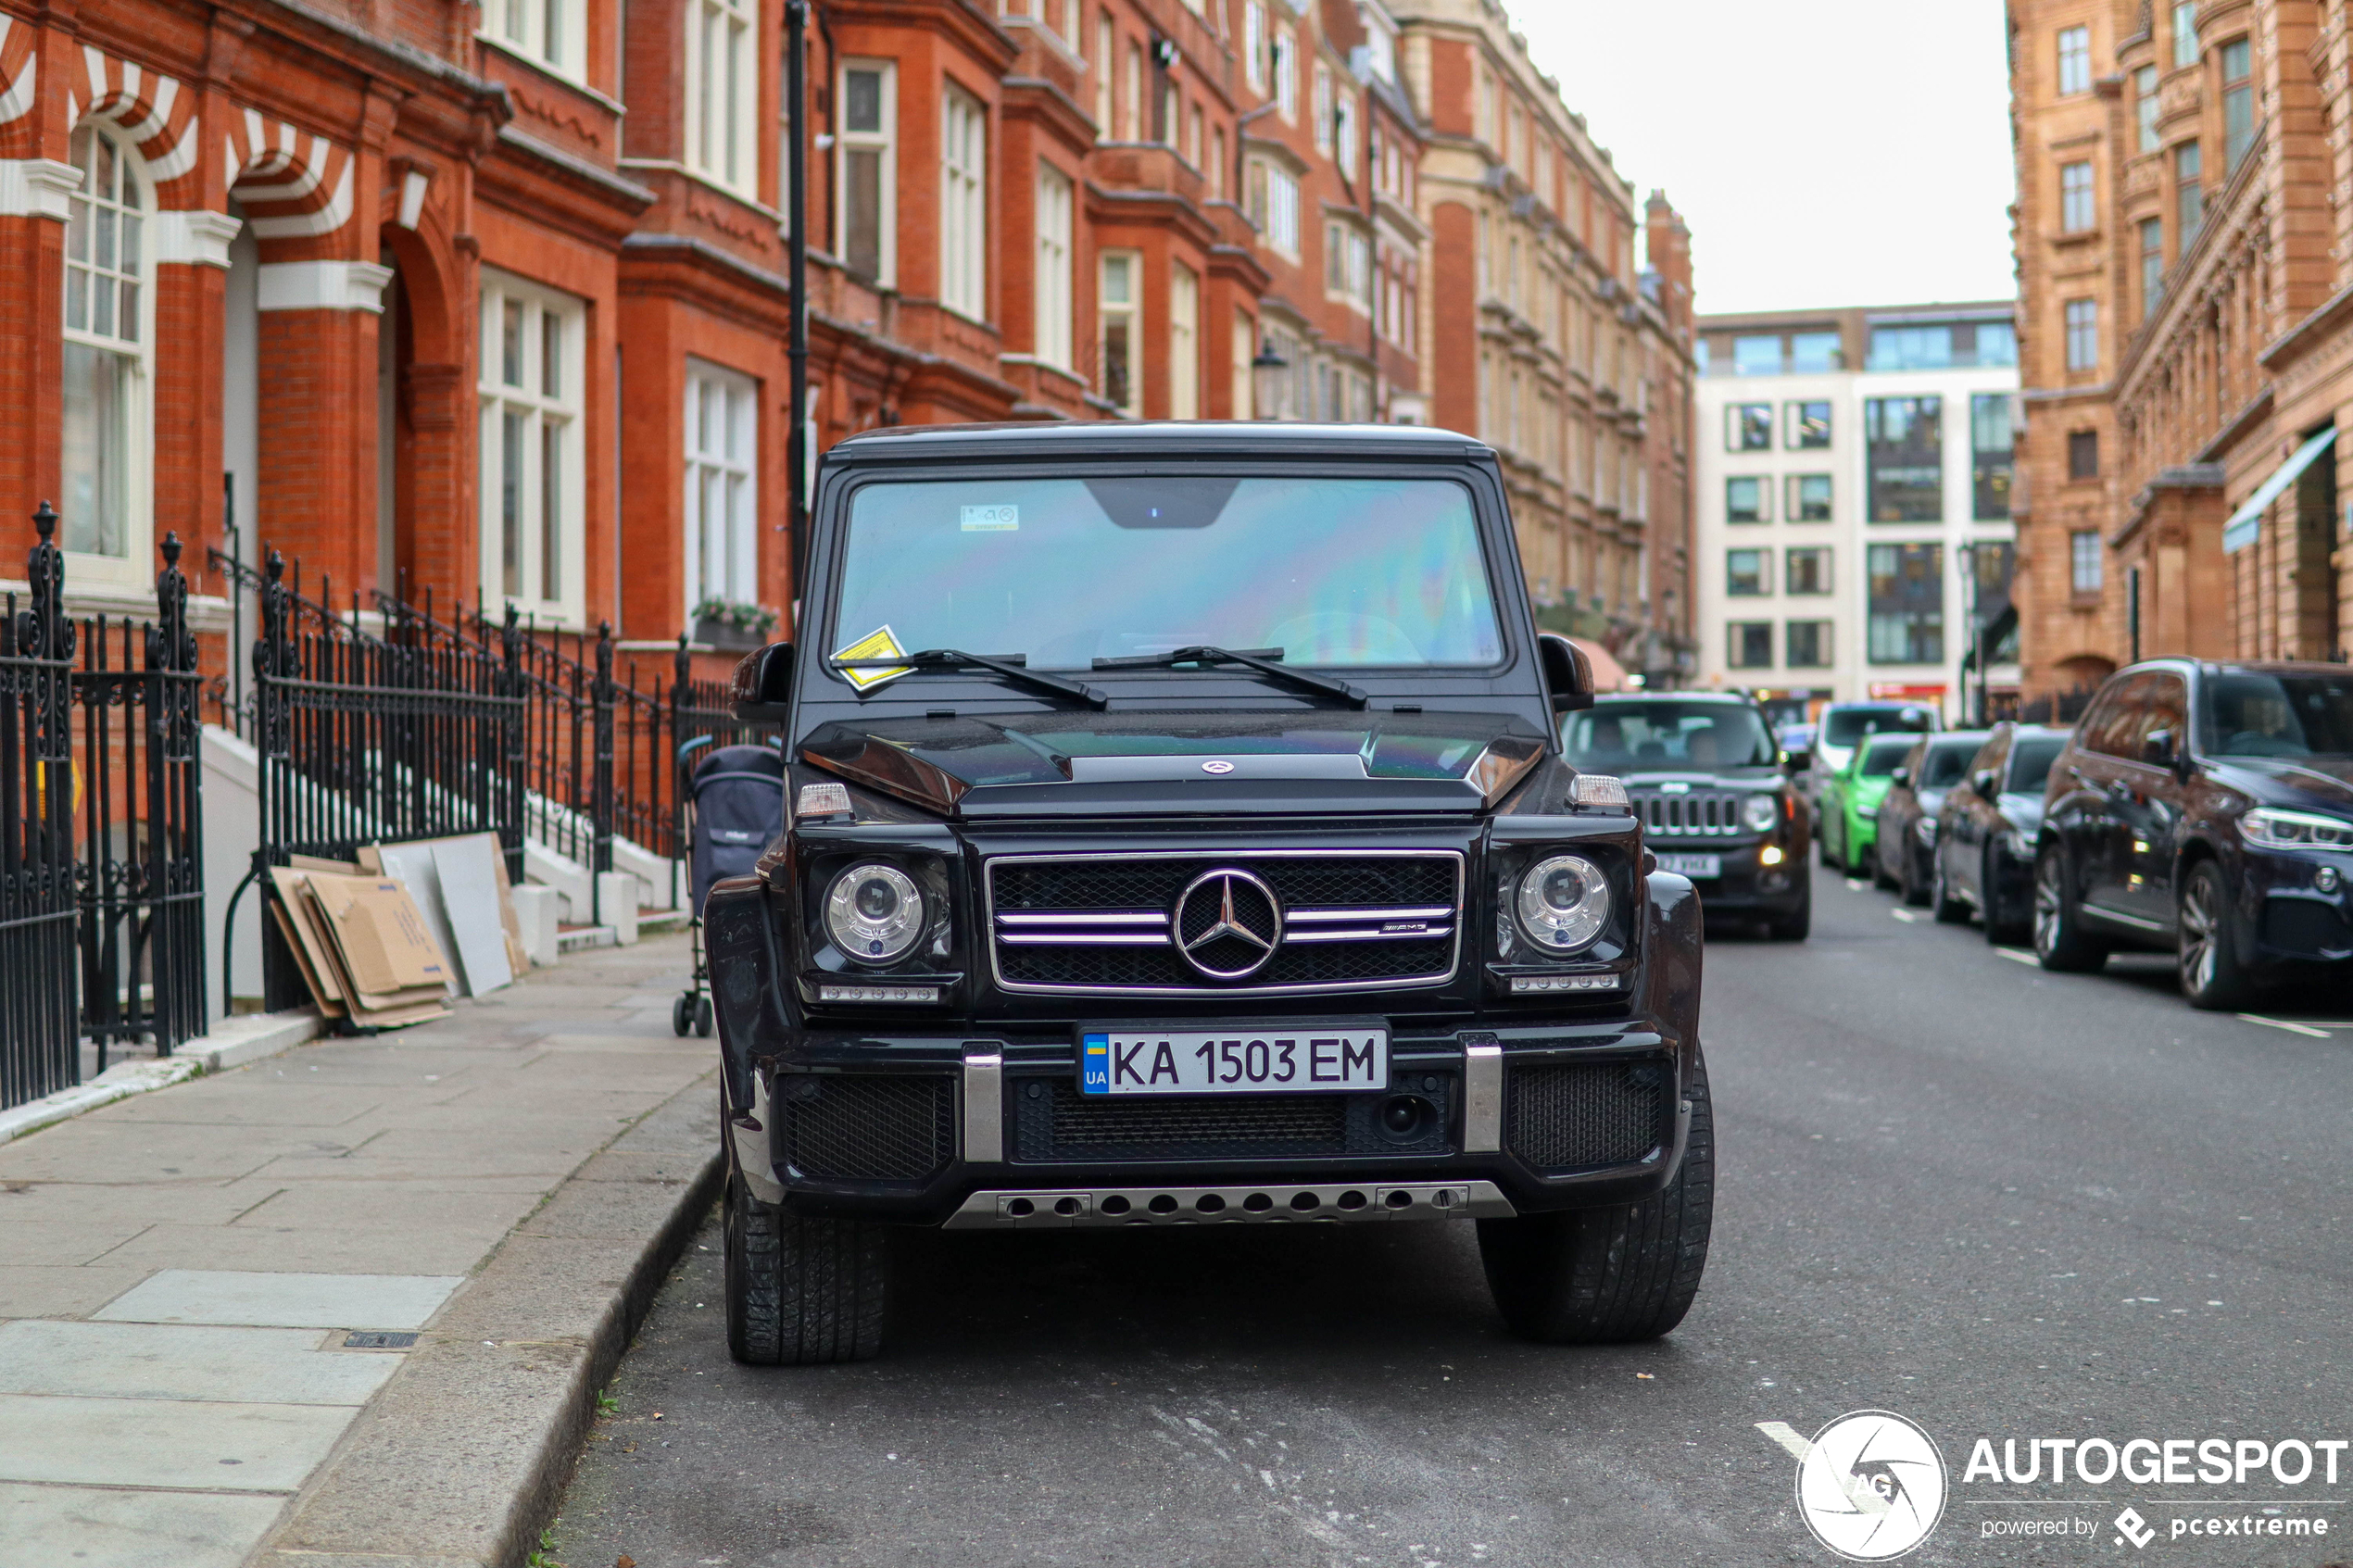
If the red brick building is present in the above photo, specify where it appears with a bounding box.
[0,0,1687,678]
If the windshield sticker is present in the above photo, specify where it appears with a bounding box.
[961,504,1019,533]
[832,624,914,692]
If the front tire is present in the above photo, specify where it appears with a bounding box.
[1478,1047,1714,1344]
[2178,859,2255,1011]
[1931,847,1969,923]
[724,1176,890,1365]
[2032,844,2108,972]
[1982,846,2030,945]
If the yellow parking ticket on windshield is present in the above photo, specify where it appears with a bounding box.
[833,625,914,692]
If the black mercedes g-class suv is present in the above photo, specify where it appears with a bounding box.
[711,421,1711,1363]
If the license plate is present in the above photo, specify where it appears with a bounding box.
[1080,1028,1389,1096]
[1657,853,1721,878]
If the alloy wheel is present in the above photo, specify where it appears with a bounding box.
[2033,853,2062,959]
[2179,877,2217,996]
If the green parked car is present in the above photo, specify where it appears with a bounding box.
[1819,733,1922,875]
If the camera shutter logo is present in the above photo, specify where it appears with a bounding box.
[1792,1410,1947,1561]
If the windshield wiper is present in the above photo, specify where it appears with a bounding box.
[1091,645,1369,709]
[831,648,1109,710]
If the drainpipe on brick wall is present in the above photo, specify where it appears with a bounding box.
[786,0,811,621]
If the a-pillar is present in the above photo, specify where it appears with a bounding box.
[254,259,392,595]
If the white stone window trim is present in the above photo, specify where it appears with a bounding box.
[835,58,899,289]
[1035,161,1075,371]
[58,124,154,583]
[476,0,594,91]
[477,267,586,625]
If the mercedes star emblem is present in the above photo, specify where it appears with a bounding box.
[1201,759,1236,774]
[1173,869,1282,980]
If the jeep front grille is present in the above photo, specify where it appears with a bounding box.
[985,850,1463,997]
[1505,1060,1667,1171]
[1634,791,1747,837]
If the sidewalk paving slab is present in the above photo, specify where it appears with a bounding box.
[0,928,720,1568]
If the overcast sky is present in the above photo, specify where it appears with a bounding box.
[1509,1,2018,317]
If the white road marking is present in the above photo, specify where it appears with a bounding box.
[1755,1421,1812,1462]
[1844,878,1868,891]
[1890,908,1926,923]
[2237,1013,2332,1037]
[1994,947,2039,966]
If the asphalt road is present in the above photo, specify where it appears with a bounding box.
[548,867,2353,1568]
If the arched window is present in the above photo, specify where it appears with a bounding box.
[62,124,149,561]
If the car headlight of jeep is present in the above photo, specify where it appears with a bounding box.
[2242,807,2353,851]
[1516,854,1610,954]
[824,862,925,964]
[1742,793,1780,834]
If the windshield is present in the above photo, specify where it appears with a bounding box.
[1823,706,1934,746]
[1562,703,1778,769]
[2201,672,2353,759]
[2007,737,2066,792]
[1920,742,1976,788]
[1858,736,1914,778]
[832,476,1503,672]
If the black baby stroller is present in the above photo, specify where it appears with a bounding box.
[672,736,787,1037]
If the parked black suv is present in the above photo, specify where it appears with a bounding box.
[1931,723,2070,943]
[1560,692,1810,938]
[711,422,1712,1361]
[2035,659,2353,1008]
[1874,731,1987,903]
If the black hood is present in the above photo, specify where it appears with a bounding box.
[2208,755,2353,815]
[799,709,1551,819]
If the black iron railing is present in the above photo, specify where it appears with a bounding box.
[3,508,207,1110]
[2,508,80,1106]
[209,549,770,1011]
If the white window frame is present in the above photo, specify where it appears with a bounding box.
[1169,261,1199,420]
[1274,26,1297,121]
[1250,159,1299,258]
[1035,162,1075,371]
[940,82,988,320]
[686,0,759,194]
[1313,62,1333,155]
[1123,41,1143,141]
[1100,249,1142,416]
[1095,13,1115,140]
[477,269,585,621]
[2057,24,2091,94]
[60,123,153,581]
[481,0,589,83]
[1231,307,1255,420]
[684,358,760,614]
[837,59,898,287]
[1244,2,1266,92]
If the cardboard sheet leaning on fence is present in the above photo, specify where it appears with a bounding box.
[268,865,454,1029]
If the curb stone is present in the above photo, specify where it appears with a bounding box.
[248,1068,724,1568]
[0,1008,326,1145]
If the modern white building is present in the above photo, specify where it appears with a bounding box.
[1692,303,2021,727]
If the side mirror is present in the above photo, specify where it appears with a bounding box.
[2142,728,2176,767]
[1971,768,1997,798]
[731,641,795,721]
[1538,632,1595,714]
[1891,765,1912,788]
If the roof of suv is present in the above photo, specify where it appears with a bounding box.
[829,420,1490,460]
[2120,658,2351,678]
[1592,691,1759,707]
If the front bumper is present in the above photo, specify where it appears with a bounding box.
[708,869,1705,1228]
[2240,847,2353,965]
[1667,839,1806,915]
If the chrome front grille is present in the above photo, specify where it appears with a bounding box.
[1634,791,1746,838]
[985,850,1463,997]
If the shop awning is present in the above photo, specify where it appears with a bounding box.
[1572,638,1629,692]
[2221,426,2337,555]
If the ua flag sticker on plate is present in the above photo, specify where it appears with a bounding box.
[832,624,913,691]
[1082,1034,1111,1094]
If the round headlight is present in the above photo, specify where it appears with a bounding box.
[1743,793,1780,834]
[824,863,925,964]
[1516,854,1610,953]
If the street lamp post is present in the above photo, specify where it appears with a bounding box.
[1251,340,1288,421]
